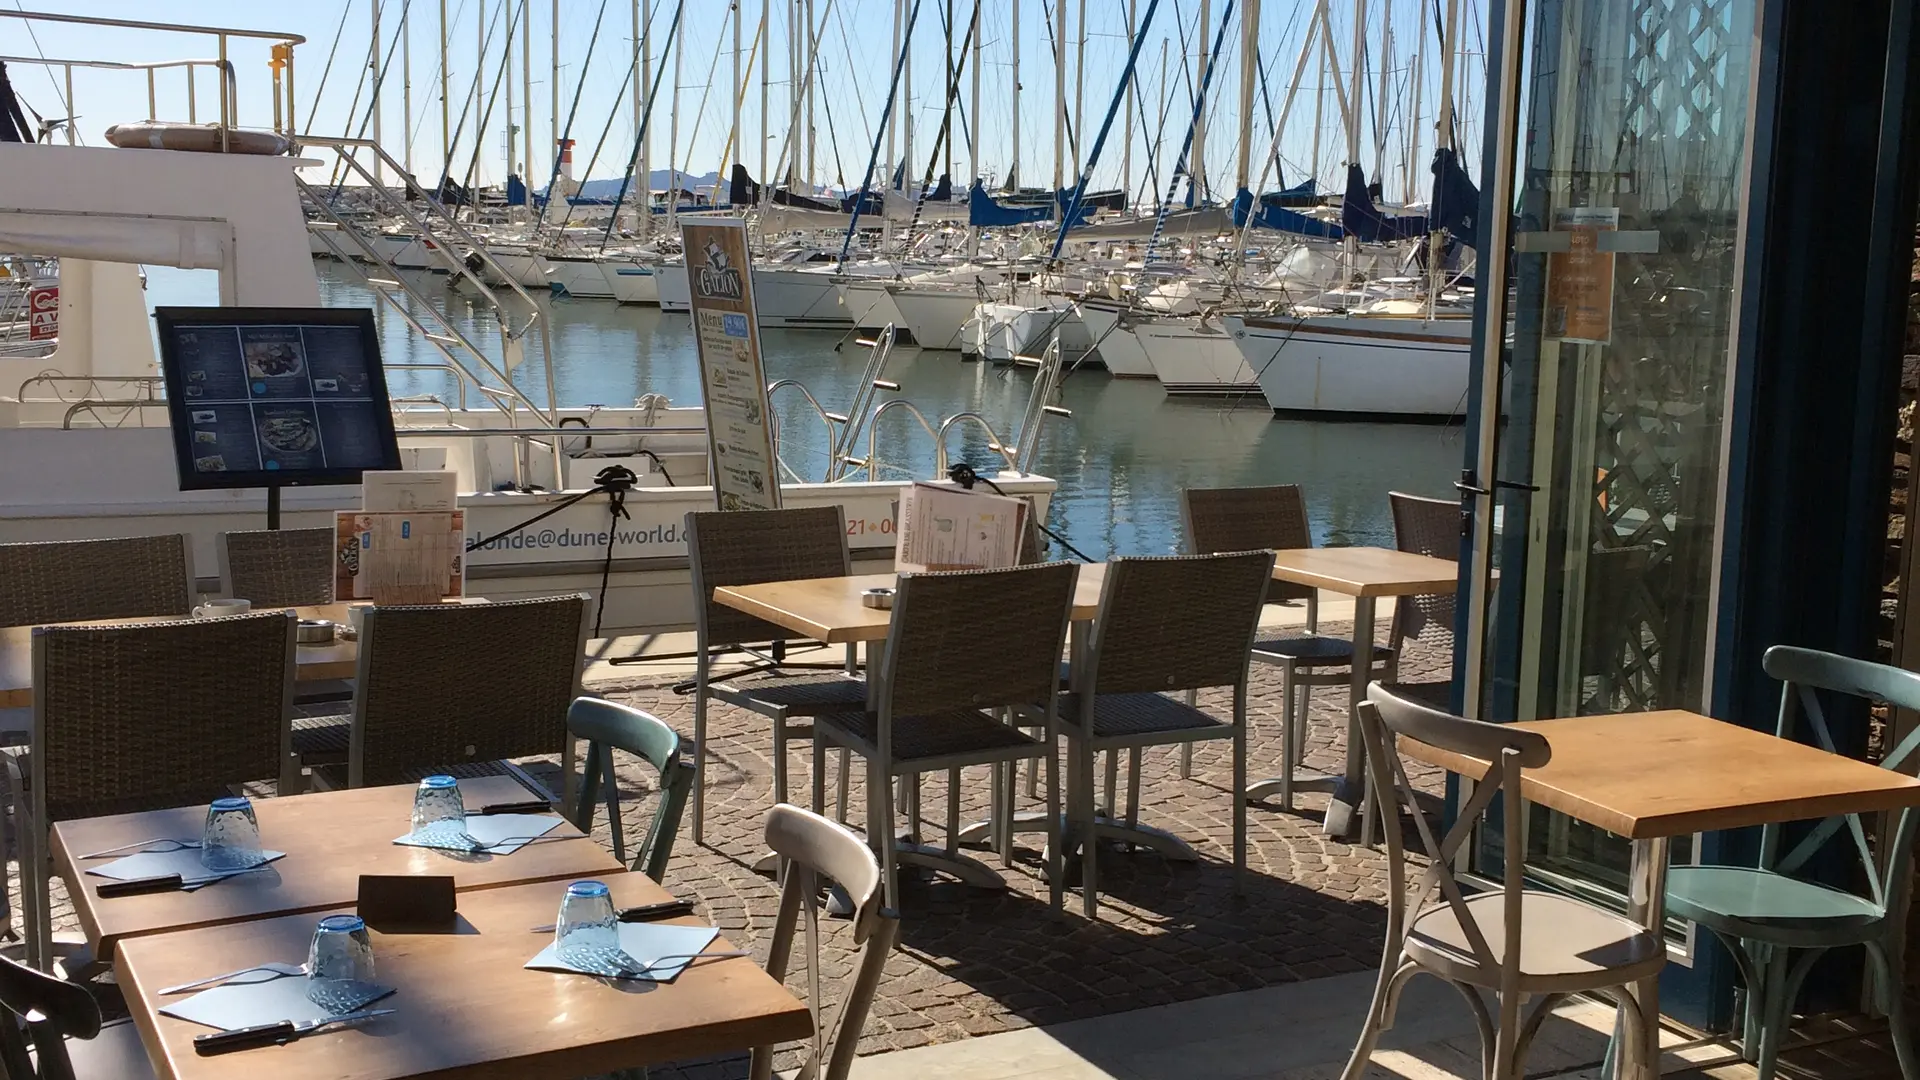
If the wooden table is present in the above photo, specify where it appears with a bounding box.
[114,872,812,1080]
[1264,547,1460,841]
[713,564,1109,644]
[1396,710,1920,1080]
[53,776,620,959]
[0,603,361,710]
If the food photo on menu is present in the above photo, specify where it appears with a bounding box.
[253,403,324,471]
[239,326,313,399]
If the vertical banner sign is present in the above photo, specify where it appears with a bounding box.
[1543,207,1619,346]
[681,218,781,511]
[26,283,58,341]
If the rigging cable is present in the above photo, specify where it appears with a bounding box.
[536,0,617,235]
[303,0,358,132]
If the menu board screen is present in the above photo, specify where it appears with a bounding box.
[156,307,402,490]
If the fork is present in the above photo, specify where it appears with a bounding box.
[159,961,309,996]
[561,948,750,979]
[76,837,201,860]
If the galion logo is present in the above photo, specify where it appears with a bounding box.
[694,240,744,300]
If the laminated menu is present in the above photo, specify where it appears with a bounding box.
[895,482,1029,573]
[334,511,466,604]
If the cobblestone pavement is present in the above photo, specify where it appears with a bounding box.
[26,623,1447,1080]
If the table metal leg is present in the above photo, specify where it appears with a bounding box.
[1321,597,1377,842]
[1613,836,1670,1080]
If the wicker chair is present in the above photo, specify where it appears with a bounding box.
[750,804,900,1080]
[813,562,1078,911]
[1382,492,1461,711]
[0,535,194,627]
[1053,552,1273,918]
[216,528,336,607]
[1181,486,1392,802]
[0,953,154,1079]
[13,610,297,969]
[686,508,868,845]
[289,596,589,794]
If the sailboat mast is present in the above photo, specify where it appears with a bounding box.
[887,0,901,192]
[1193,0,1208,201]
[902,0,913,194]
[439,0,451,174]
[969,0,981,184]
[1010,0,1021,190]
[474,0,485,191]
[1375,0,1391,194]
[642,0,652,236]
[1052,0,1065,204]
[758,0,768,185]
[1234,0,1257,195]
[522,0,532,187]
[549,0,559,179]
[370,0,384,189]
[1405,38,1421,201]
[402,2,414,174]
[1427,0,1460,308]
[1345,0,1364,269]
[667,2,683,233]
[945,0,955,187]
[733,0,743,206]
[1123,0,1134,205]
[806,0,818,190]
[1072,0,1084,184]
[504,0,515,181]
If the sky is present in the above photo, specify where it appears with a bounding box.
[15,0,1486,206]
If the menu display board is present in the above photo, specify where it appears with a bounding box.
[155,307,402,490]
[680,218,781,511]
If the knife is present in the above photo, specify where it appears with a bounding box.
[193,1009,395,1055]
[474,800,552,816]
[97,874,183,898]
[529,898,697,933]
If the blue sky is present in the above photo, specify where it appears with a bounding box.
[18,1,1484,205]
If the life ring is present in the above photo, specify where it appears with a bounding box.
[103,122,290,156]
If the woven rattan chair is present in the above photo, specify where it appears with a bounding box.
[1342,683,1663,1080]
[13,610,297,969]
[1381,491,1460,711]
[749,804,900,1080]
[568,697,694,882]
[0,535,194,628]
[686,508,868,846]
[216,528,336,607]
[814,562,1078,911]
[288,596,589,796]
[1181,486,1392,800]
[0,953,154,1079]
[1054,552,1273,918]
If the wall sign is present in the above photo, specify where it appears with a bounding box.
[1544,207,1619,346]
[680,218,780,511]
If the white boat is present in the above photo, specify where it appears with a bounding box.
[886,282,982,351]
[1133,315,1263,395]
[656,252,853,328]
[1223,305,1474,418]
[544,254,617,299]
[839,278,907,338]
[601,258,659,304]
[965,301,1094,364]
[484,246,550,290]
[1073,300,1156,378]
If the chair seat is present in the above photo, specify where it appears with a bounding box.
[1405,891,1666,992]
[713,672,868,717]
[817,709,1045,769]
[1251,635,1394,667]
[48,1019,156,1080]
[1665,866,1883,942]
[290,713,351,764]
[1058,693,1232,743]
[1380,679,1454,712]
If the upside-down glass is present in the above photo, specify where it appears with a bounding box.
[553,880,620,960]
[410,775,466,835]
[307,914,378,1014]
[200,796,264,872]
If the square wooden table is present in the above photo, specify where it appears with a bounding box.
[1396,709,1920,1080]
[53,776,621,959]
[114,872,812,1080]
[0,603,361,710]
[712,563,1110,645]
[1264,547,1460,841]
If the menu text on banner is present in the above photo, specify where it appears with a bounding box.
[681,218,781,511]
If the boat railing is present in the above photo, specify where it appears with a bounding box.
[384,364,470,411]
[1005,335,1073,474]
[828,326,901,479]
[934,413,1020,476]
[765,379,842,484]
[0,10,304,147]
[60,400,167,428]
[17,375,164,403]
[859,400,942,481]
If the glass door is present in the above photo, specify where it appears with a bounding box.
[1462,0,1756,910]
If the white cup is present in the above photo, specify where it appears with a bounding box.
[192,598,252,619]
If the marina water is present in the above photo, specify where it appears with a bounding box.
[148,264,1464,559]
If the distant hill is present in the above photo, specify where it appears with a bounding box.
[564,169,721,200]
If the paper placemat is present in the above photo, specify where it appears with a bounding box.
[394,813,563,855]
[526,922,721,982]
[85,848,285,889]
[160,970,394,1031]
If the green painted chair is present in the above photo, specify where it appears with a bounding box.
[1663,646,1920,1080]
[567,697,695,882]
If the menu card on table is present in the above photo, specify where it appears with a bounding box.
[895,482,1029,572]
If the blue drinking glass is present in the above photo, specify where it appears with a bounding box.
[307,914,378,1014]
[554,880,620,962]
[200,796,263,872]
[409,774,467,845]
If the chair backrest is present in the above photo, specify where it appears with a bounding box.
[1078,552,1274,695]
[217,527,336,607]
[566,697,693,882]
[1388,492,1460,651]
[1180,485,1313,603]
[874,562,1078,719]
[1757,645,1920,917]
[1357,683,1550,1002]
[0,954,103,1080]
[348,596,589,787]
[32,611,296,823]
[755,803,899,1080]
[686,507,850,648]
[0,535,194,628]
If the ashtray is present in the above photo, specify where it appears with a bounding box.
[860,587,895,610]
[296,619,336,644]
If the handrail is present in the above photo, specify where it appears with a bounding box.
[0,10,305,43]
[385,364,470,410]
[935,412,1019,475]
[0,57,231,128]
[863,399,941,481]
[17,374,164,401]
[61,400,167,428]
[766,379,843,483]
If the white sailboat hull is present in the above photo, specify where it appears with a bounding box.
[1134,317,1262,395]
[1224,313,1473,418]
[545,256,617,299]
[602,260,659,304]
[1074,304,1155,378]
[656,265,850,327]
[886,285,981,351]
[839,280,907,336]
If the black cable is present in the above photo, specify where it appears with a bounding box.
[946,463,1094,563]
[590,465,637,638]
